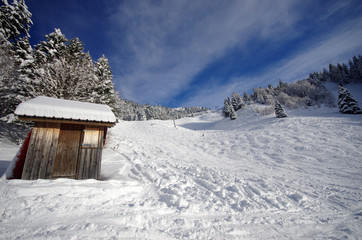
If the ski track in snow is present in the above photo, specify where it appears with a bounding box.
[1,106,362,239]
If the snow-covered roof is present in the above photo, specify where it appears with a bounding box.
[15,96,116,124]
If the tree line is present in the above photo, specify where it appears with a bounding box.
[0,0,117,118]
[223,55,362,119]
[117,100,208,121]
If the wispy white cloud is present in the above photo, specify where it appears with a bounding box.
[108,0,302,104]
[183,16,362,108]
[107,0,362,108]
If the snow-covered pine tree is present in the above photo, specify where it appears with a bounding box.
[0,37,38,117]
[223,97,231,118]
[0,28,13,82]
[349,56,362,83]
[329,64,342,84]
[0,0,33,116]
[320,68,331,82]
[95,55,117,109]
[243,92,250,103]
[229,106,237,120]
[337,63,351,84]
[34,28,67,64]
[231,91,244,111]
[14,37,37,96]
[275,100,287,118]
[357,55,362,81]
[0,0,32,42]
[252,87,271,104]
[75,52,98,102]
[34,30,99,103]
[349,58,359,82]
[137,110,147,121]
[337,85,361,114]
[0,32,16,116]
[33,29,68,98]
[223,97,237,120]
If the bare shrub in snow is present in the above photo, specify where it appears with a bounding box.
[252,105,274,115]
[277,92,303,109]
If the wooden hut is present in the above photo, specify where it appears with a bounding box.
[14,96,116,180]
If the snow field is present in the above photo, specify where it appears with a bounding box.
[0,140,18,179]
[1,106,362,239]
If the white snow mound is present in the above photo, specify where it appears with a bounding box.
[14,96,116,123]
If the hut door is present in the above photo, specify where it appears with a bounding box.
[77,127,104,179]
[52,124,83,179]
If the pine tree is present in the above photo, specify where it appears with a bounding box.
[33,29,68,98]
[34,28,67,64]
[223,97,237,120]
[0,0,32,42]
[275,100,287,118]
[337,85,361,114]
[95,55,117,109]
[0,34,16,116]
[0,0,33,116]
[34,31,63,97]
[320,68,330,82]
[34,30,99,102]
[0,30,14,85]
[243,92,249,103]
[349,56,362,83]
[223,97,231,118]
[229,106,237,120]
[329,64,341,84]
[358,55,362,79]
[0,37,38,116]
[337,63,351,84]
[14,37,37,94]
[349,58,359,82]
[231,91,244,111]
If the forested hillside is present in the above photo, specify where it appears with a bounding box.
[223,55,362,118]
[116,99,208,121]
[0,0,207,123]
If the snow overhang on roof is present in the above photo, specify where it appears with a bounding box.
[15,96,116,124]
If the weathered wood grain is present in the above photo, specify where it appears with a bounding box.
[38,123,60,178]
[78,127,104,179]
[21,126,39,179]
[52,124,82,179]
[21,123,61,180]
[21,121,108,180]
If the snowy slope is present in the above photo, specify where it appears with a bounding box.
[0,106,362,239]
[0,140,18,178]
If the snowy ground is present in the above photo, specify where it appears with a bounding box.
[1,105,362,239]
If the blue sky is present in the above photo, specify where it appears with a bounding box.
[27,0,362,108]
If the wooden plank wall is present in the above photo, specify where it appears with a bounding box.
[21,123,106,180]
[21,122,60,180]
[78,127,104,179]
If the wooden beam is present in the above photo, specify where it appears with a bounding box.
[18,116,115,127]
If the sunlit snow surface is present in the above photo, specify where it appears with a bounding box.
[15,96,116,123]
[1,106,362,239]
